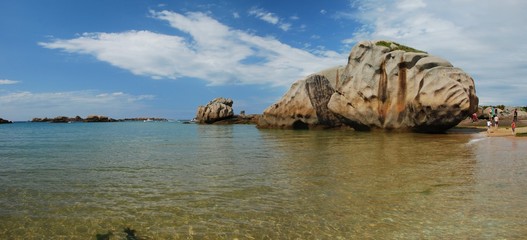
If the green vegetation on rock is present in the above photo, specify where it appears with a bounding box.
[375,40,427,54]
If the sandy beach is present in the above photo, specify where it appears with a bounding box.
[485,126,527,138]
[456,118,527,138]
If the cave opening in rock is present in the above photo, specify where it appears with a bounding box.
[292,120,309,130]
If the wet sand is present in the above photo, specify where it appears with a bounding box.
[485,126,527,138]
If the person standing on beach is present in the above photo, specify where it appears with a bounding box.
[489,107,495,126]
[514,108,518,122]
[511,121,516,134]
[494,115,499,128]
[487,119,492,133]
[491,107,495,117]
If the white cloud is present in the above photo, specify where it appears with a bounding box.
[0,90,154,120]
[248,7,294,32]
[279,23,291,31]
[396,0,426,11]
[40,10,345,87]
[232,12,240,19]
[345,0,527,105]
[248,7,279,24]
[0,79,19,85]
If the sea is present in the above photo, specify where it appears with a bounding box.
[1,121,526,239]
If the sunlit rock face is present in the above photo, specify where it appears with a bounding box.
[258,40,479,133]
[257,66,345,129]
[195,97,234,124]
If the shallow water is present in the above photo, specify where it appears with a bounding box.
[1,122,526,239]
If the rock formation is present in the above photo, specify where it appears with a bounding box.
[84,115,115,122]
[211,114,260,125]
[32,115,116,122]
[195,97,234,124]
[51,116,70,123]
[480,106,527,120]
[258,40,479,133]
[0,118,12,124]
[257,72,344,130]
[195,98,261,124]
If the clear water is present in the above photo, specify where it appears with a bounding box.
[1,122,526,239]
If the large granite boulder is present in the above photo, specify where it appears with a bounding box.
[195,97,234,124]
[258,40,479,132]
[257,71,344,129]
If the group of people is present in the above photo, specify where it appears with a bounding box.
[486,108,519,134]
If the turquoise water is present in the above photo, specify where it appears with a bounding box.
[1,122,526,239]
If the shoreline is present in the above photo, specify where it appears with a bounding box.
[454,124,527,139]
[5,117,527,139]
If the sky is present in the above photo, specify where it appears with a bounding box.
[1,0,526,121]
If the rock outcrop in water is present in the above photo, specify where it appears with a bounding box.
[195,97,235,124]
[258,40,479,132]
[84,115,115,122]
[256,69,345,130]
[0,118,12,124]
[32,115,117,122]
[31,116,167,123]
[195,97,260,124]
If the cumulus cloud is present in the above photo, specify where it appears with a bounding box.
[345,0,527,105]
[40,10,345,87]
[0,90,154,120]
[0,79,19,85]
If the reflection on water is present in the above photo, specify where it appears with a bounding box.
[0,123,526,239]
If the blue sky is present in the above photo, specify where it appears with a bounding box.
[1,0,526,121]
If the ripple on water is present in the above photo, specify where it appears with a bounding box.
[1,123,527,238]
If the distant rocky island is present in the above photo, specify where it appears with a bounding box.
[0,118,13,124]
[31,115,168,123]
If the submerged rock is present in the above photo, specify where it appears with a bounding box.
[258,40,479,132]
